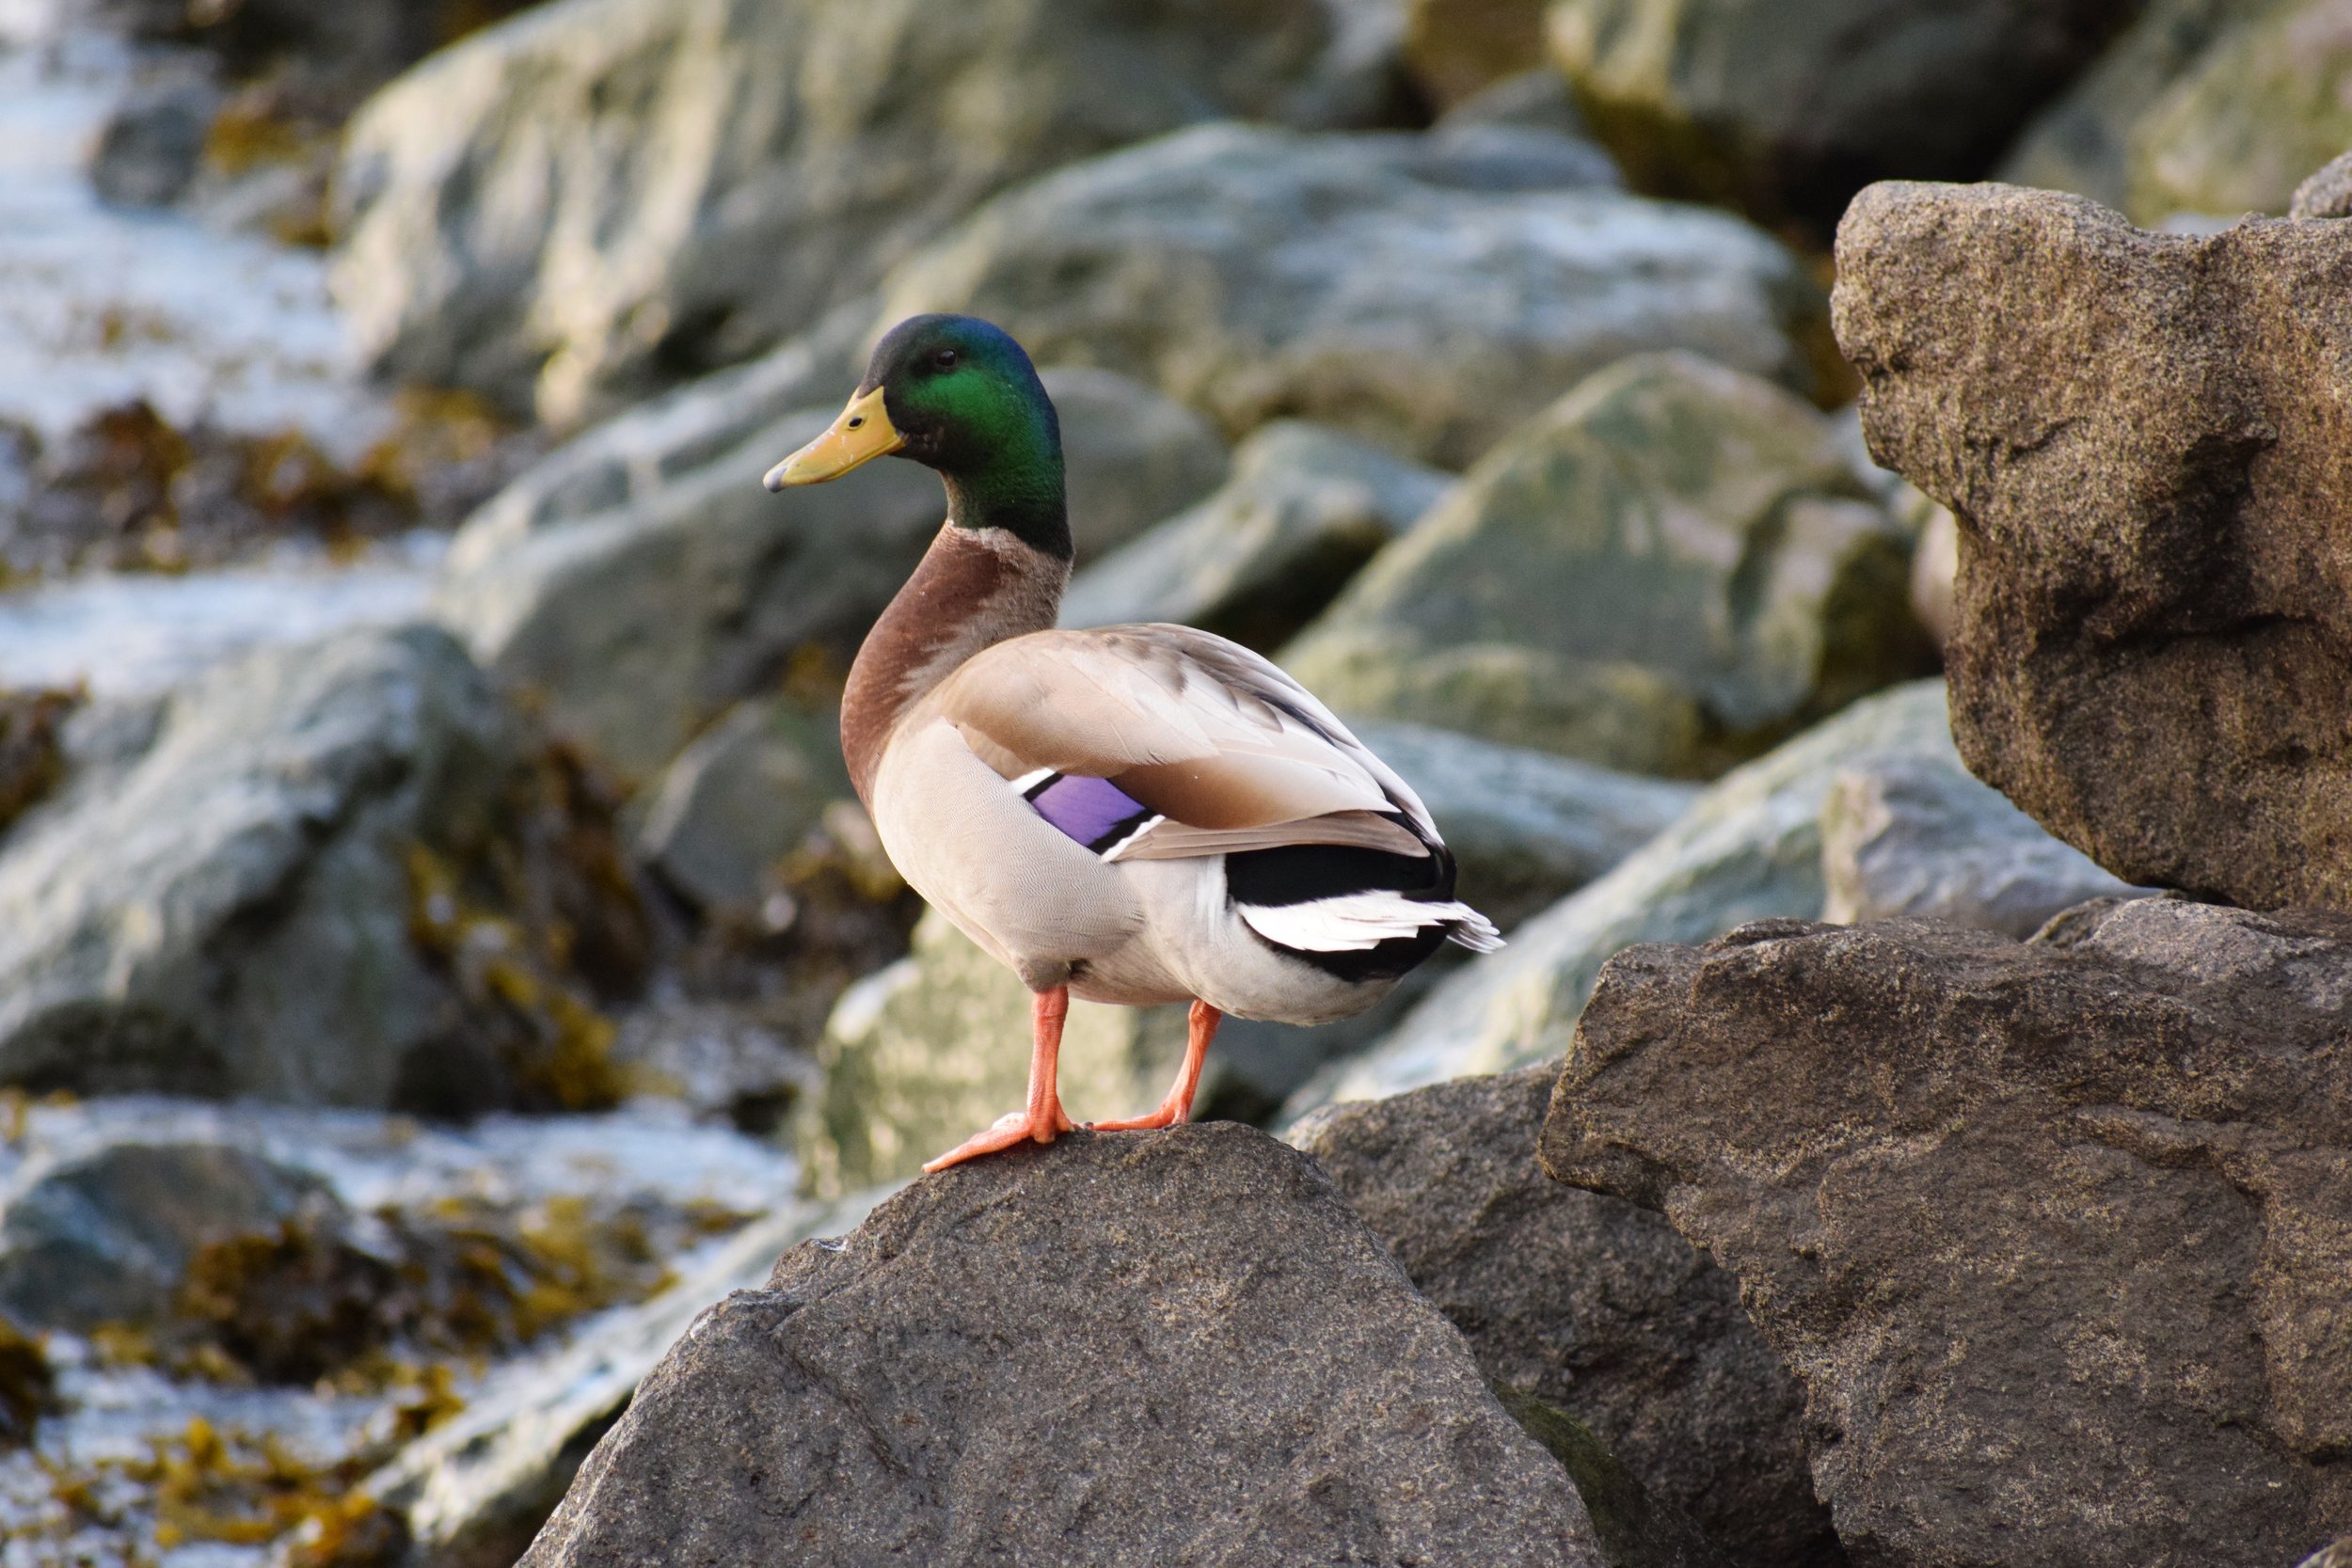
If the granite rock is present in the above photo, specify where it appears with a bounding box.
[1834,180,2352,909]
[518,1125,1608,1567]
[1292,1067,1834,1568]
[1547,900,2352,1567]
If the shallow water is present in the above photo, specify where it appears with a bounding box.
[0,31,388,456]
[0,531,445,695]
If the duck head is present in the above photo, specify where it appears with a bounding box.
[764,313,1070,560]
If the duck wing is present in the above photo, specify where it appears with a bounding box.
[929,625,1502,960]
[930,625,1438,862]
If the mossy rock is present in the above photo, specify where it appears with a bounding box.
[1280,352,1931,778]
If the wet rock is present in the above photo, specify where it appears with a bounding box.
[0,689,80,836]
[1292,679,1952,1114]
[1403,0,1550,108]
[1547,0,2139,230]
[1546,900,2352,1567]
[0,1319,51,1451]
[628,697,851,916]
[1061,420,1449,650]
[1820,759,2138,937]
[1291,1067,1834,1568]
[101,0,537,110]
[609,1001,818,1135]
[876,121,1820,468]
[437,353,1227,779]
[1281,353,1931,772]
[87,79,222,209]
[332,0,1396,423]
[1834,181,2352,909]
[2292,149,2352,218]
[366,1185,896,1568]
[0,625,642,1111]
[519,1125,1607,1567]
[0,1142,337,1333]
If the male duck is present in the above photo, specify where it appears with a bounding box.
[766,314,1500,1172]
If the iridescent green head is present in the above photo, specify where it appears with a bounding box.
[764,313,1070,560]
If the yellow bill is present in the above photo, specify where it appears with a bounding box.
[763,385,905,490]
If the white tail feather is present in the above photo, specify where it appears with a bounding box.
[1240,892,1504,954]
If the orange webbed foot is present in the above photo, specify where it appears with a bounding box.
[1085,1101,1184,1132]
[921,1103,1076,1174]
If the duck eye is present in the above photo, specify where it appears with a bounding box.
[932,349,958,370]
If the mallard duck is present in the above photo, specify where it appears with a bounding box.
[766,314,1500,1172]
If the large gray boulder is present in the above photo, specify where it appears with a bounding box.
[519,1125,1609,1567]
[331,0,1398,423]
[628,697,852,915]
[1279,352,1930,773]
[1291,1067,1834,1568]
[1819,758,2138,936]
[0,625,540,1108]
[805,722,1696,1192]
[1999,0,2352,224]
[876,121,1824,467]
[437,356,1228,779]
[1061,420,1449,650]
[1548,901,2352,1567]
[1546,0,2139,229]
[1834,181,2352,910]
[1292,678,1954,1114]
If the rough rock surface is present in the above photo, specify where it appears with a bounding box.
[628,697,851,914]
[1834,181,2352,910]
[1292,679,1953,1115]
[810,722,1695,1191]
[333,0,1395,422]
[876,122,1823,468]
[519,1126,1607,1567]
[437,356,1224,778]
[1291,1068,1835,1568]
[1061,420,1449,650]
[370,1186,897,1568]
[1547,0,2140,228]
[2292,149,2352,218]
[0,1143,338,1332]
[1281,352,1929,773]
[0,626,524,1107]
[1546,899,2352,1568]
[1820,758,2138,937]
[1999,0,2352,223]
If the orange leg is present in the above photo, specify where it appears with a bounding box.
[923,987,1078,1173]
[1089,1000,1220,1132]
